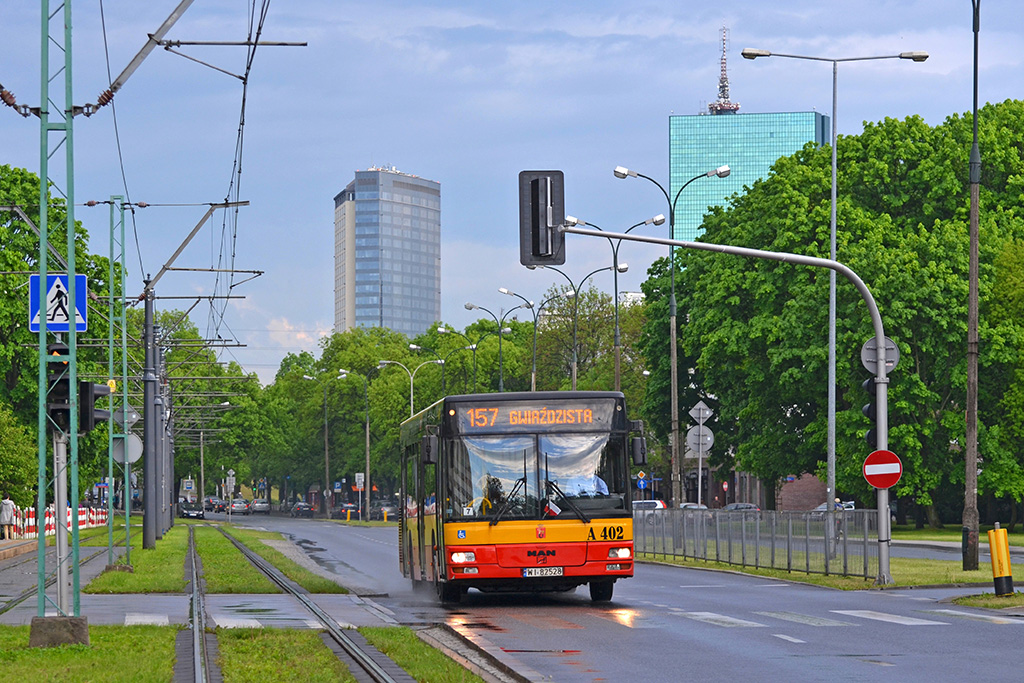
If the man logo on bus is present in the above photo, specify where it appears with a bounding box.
[528,549,555,564]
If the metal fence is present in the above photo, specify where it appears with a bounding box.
[633,509,879,579]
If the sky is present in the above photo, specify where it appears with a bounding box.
[1,1,1021,385]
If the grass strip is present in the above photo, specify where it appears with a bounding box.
[217,628,356,683]
[954,591,1024,609]
[0,624,178,681]
[892,524,1024,546]
[222,526,348,594]
[85,524,188,593]
[360,626,486,683]
[194,525,278,594]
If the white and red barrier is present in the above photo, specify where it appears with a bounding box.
[3,505,110,541]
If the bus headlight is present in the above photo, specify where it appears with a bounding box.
[450,551,476,563]
[608,547,631,559]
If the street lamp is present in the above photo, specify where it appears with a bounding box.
[614,164,729,505]
[464,302,522,392]
[303,372,344,512]
[338,369,371,520]
[564,214,664,390]
[528,263,626,391]
[741,46,928,518]
[500,287,574,392]
[377,359,443,416]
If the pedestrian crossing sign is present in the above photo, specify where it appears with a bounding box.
[29,274,88,332]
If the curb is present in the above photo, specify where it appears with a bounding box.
[0,540,36,562]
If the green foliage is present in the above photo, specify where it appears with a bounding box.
[0,401,35,505]
[640,100,1024,520]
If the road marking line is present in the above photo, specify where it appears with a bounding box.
[677,585,726,588]
[678,612,766,627]
[831,610,947,626]
[773,634,805,643]
[755,611,855,627]
[925,609,1023,624]
[125,613,169,626]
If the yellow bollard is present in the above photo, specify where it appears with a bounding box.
[346,510,351,522]
[383,510,388,522]
[987,523,1014,597]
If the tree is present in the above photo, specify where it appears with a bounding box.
[641,101,1024,522]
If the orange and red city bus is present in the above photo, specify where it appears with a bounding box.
[399,391,647,603]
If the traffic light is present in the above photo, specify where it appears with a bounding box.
[47,342,71,428]
[79,380,111,433]
[862,377,877,449]
[518,170,565,266]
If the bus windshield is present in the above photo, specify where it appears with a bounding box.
[445,431,627,521]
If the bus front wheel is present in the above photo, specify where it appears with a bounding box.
[589,580,614,602]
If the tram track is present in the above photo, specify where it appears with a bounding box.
[198,524,412,683]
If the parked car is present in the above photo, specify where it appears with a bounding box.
[332,502,359,519]
[203,496,223,512]
[369,500,399,521]
[229,498,251,515]
[722,502,760,511]
[814,500,855,511]
[632,498,667,525]
[180,502,205,519]
[290,501,314,518]
[250,498,271,514]
[679,502,709,510]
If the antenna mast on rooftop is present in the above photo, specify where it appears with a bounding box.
[708,27,740,115]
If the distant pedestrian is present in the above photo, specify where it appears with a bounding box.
[0,493,16,540]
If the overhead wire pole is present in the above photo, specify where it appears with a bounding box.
[564,224,897,584]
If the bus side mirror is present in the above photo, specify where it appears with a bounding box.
[422,435,438,465]
[631,437,647,466]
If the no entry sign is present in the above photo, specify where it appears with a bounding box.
[863,449,902,489]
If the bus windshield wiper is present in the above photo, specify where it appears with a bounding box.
[489,477,525,526]
[546,480,590,524]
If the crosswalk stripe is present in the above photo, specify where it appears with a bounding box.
[831,610,948,626]
[215,617,262,629]
[755,611,855,627]
[773,634,805,643]
[124,613,169,626]
[678,612,766,628]
[925,609,1023,625]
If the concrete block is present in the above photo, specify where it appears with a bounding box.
[29,616,90,648]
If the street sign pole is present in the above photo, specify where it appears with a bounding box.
[563,222,894,583]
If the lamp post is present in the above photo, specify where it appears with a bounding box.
[303,372,344,512]
[437,326,502,393]
[741,47,928,519]
[964,0,981,571]
[564,214,664,391]
[614,165,729,505]
[378,359,443,416]
[528,264,625,391]
[500,288,573,392]
[464,302,522,392]
[338,369,371,520]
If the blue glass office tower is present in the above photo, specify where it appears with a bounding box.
[669,111,829,241]
[334,167,441,338]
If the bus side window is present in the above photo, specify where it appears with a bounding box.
[422,435,438,464]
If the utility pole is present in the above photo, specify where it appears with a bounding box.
[963,0,982,571]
